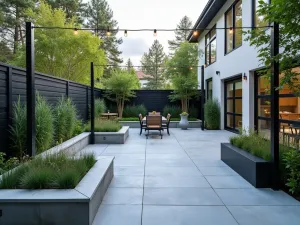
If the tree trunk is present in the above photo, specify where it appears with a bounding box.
[13,7,19,54]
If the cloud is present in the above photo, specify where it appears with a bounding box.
[119,37,149,58]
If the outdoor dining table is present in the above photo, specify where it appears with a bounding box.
[143,116,167,123]
[100,113,118,119]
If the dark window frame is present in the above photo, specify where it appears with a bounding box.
[224,75,243,133]
[206,78,213,100]
[224,0,243,55]
[205,26,217,66]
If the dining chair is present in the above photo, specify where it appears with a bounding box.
[162,113,171,135]
[138,114,146,135]
[145,115,163,139]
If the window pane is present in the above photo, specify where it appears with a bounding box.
[227,99,234,113]
[257,75,270,95]
[226,9,233,53]
[257,97,271,117]
[235,99,242,114]
[205,33,210,44]
[227,83,234,97]
[235,115,243,130]
[258,119,271,139]
[280,97,300,121]
[235,81,242,97]
[255,0,268,27]
[210,27,216,39]
[227,114,234,128]
[234,0,243,47]
[206,47,210,65]
[210,38,216,63]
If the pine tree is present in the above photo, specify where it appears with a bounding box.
[0,0,35,54]
[141,40,167,90]
[168,16,193,54]
[85,0,123,77]
[126,58,133,71]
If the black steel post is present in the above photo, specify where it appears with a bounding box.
[26,22,36,156]
[7,67,12,128]
[90,62,95,144]
[201,65,205,130]
[66,81,69,98]
[270,22,280,190]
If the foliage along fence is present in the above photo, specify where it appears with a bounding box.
[0,62,202,154]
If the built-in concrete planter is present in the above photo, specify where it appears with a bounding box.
[221,143,272,188]
[0,156,114,225]
[40,132,90,157]
[95,126,129,144]
[119,121,201,128]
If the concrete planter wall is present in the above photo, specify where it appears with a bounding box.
[221,143,272,188]
[95,126,129,144]
[0,157,114,225]
[120,121,201,128]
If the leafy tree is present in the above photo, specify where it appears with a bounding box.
[104,69,137,118]
[165,42,199,112]
[45,0,86,22]
[0,41,13,62]
[246,0,300,94]
[126,58,133,71]
[141,40,167,90]
[0,0,35,54]
[11,1,106,85]
[168,16,193,54]
[85,0,123,77]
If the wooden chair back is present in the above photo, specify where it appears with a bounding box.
[146,115,162,128]
[148,112,161,116]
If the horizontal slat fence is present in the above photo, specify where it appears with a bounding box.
[0,62,202,154]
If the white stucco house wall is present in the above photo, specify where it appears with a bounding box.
[188,0,271,133]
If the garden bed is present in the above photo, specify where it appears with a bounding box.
[119,120,201,128]
[95,126,129,144]
[221,143,272,188]
[0,156,114,225]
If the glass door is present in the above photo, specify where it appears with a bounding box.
[225,78,243,132]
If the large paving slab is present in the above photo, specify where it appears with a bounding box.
[90,128,300,225]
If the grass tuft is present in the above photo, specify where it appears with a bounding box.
[84,119,122,132]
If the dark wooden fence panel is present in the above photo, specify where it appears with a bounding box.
[0,62,202,154]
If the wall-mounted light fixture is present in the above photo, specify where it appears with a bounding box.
[216,71,220,75]
[243,73,247,80]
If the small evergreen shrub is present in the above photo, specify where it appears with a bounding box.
[204,98,220,130]
[163,105,181,118]
[94,99,106,118]
[123,104,147,117]
[84,119,122,132]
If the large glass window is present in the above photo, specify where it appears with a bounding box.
[225,0,243,54]
[255,67,300,142]
[253,0,268,27]
[205,26,216,65]
[206,78,213,100]
[225,78,243,131]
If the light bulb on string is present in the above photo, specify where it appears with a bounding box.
[193,30,198,36]
[124,30,128,37]
[189,67,193,70]
[154,29,157,37]
[74,28,78,35]
[106,28,111,36]
[229,27,233,34]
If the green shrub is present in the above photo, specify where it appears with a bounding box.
[53,97,77,143]
[73,119,84,137]
[163,105,181,118]
[188,106,199,118]
[94,99,106,118]
[282,149,300,195]
[84,119,122,132]
[0,152,19,175]
[0,153,96,189]
[123,104,147,117]
[10,97,27,158]
[204,98,220,130]
[35,94,54,153]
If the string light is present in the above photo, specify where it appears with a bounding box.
[193,30,198,36]
[93,64,200,69]
[124,30,128,37]
[153,29,157,37]
[106,28,111,36]
[190,67,193,70]
[229,27,233,34]
[74,28,78,35]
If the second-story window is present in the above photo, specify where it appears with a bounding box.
[253,0,268,27]
[225,0,243,54]
[205,26,216,66]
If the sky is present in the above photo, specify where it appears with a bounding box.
[84,0,209,66]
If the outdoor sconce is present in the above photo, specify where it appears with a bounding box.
[243,73,247,80]
[216,71,220,75]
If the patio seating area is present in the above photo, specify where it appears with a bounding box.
[76,128,300,225]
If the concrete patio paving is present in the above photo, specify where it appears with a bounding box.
[78,128,300,225]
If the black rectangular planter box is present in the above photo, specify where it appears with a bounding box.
[221,143,272,188]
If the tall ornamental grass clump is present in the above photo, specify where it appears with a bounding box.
[0,153,96,189]
[123,104,147,117]
[10,95,54,155]
[94,99,106,118]
[204,98,220,130]
[53,97,77,143]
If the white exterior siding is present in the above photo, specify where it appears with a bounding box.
[197,0,262,130]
